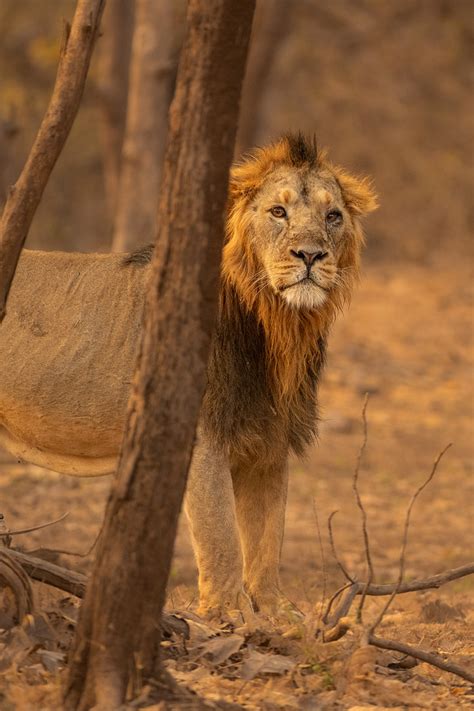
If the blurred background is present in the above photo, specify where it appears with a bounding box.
[0,0,472,262]
[0,5,472,699]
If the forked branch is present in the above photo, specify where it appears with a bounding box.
[323,562,474,629]
[321,399,473,684]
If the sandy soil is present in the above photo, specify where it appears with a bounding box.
[0,261,473,709]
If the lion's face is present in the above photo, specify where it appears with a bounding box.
[247,166,350,310]
[225,135,377,318]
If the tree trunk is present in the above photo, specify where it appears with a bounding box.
[235,0,288,154]
[97,0,134,223]
[64,1,255,709]
[0,0,105,321]
[111,0,184,253]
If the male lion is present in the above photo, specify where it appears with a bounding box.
[0,134,376,617]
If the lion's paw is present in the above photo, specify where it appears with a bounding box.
[197,588,255,625]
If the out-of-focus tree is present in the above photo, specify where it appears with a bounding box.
[0,116,20,208]
[111,0,185,253]
[97,0,134,223]
[236,0,289,155]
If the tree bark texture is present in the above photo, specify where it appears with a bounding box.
[0,0,105,321]
[111,0,184,252]
[65,1,255,709]
[97,0,134,223]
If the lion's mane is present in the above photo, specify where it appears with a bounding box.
[131,134,376,462]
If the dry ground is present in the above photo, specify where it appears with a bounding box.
[0,260,473,709]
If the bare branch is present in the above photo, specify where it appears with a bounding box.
[0,512,69,538]
[368,633,474,684]
[352,393,373,622]
[362,562,474,596]
[369,443,453,634]
[0,0,105,320]
[8,548,87,598]
[323,617,351,643]
[0,549,35,620]
[27,514,104,559]
[6,548,186,636]
[322,582,352,626]
[322,562,473,631]
[324,583,359,629]
[327,510,355,584]
[312,498,328,629]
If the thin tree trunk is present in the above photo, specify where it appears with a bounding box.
[97,0,134,222]
[111,0,184,252]
[235,0,288,154]
[0,0,105,321]
[65,1,255,709]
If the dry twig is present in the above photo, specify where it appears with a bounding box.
[327,511,355,584]
[27,514,104,559]
[369,443,453,635]
[0,0,105,320]
[368,633,474,684]
[313,498,329,629]
[321,400,473,684]
[352,393,373,622]
[323,563,474,633]
[0,512,69,538]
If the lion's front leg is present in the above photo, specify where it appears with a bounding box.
[185,434,247,620]
[232,458,289,615]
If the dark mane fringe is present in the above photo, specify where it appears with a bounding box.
[285,132,319,168]
[122,243,154,266]
[202,282,325,461]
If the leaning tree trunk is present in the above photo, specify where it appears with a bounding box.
[64,1,255,709]
[111,0,184,252]
[0,0,104,321]
[96,0,134,223]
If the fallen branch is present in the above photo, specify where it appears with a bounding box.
[8,548,86,598]
[324,563,474,628]
[5,548,186,638]
[368,633,474,685]
[0,0,105,320]
[0,549,35,621]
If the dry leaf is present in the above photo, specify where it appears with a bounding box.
[192,633,244,665]
[239,649,296,680]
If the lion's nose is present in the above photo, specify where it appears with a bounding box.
[290,249,328,267]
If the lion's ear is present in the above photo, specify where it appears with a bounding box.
[334,168,378,217]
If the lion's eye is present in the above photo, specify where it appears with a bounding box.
[326,210,343,225]
[270,205,287,218]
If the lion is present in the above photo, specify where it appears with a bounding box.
[0,134,376,617]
